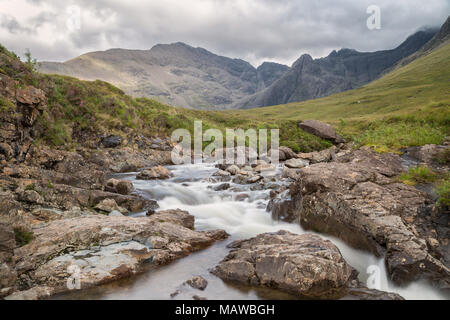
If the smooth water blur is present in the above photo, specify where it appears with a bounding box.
[55,163,448,300]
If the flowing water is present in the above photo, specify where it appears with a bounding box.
[55,163,448,300]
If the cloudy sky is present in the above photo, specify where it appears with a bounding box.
[0,0,448,67]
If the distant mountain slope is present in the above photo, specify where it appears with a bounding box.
[395,16,449,69]
[235,29,437,109]
[39,43,289,110]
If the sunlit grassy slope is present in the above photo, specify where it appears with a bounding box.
[2,41,448,153]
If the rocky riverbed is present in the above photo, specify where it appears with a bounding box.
[0,90,449,300]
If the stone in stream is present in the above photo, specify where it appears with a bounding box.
[213,169,231,177]
[278,148,450,288]
[185,276,208,291]
[213,183,230,191]
[211,230,402,299]
[115,180,134,195]
[285,158,309,168]
[278,146,298,161]
[235,194,250,201]
[136,166,173,180]
[225,165,240,175]
[6,210,228,300]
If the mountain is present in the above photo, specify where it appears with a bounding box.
[38,43,289,110]
[395,16,450,69]
[234,28,437,109]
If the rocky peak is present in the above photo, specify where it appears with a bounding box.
[292,53,313,69]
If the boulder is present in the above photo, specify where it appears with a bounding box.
[20,190,44,204]
[225,165,240,175]
[278,146,297,161]
[8,210,228,299]
[212,169,231,177]
[0,142,13,160]
[299,120,344,144]
[90,189,158,213]
[185,276,208,291]
[105,178,119,192]
[285,158,309,169]
[213,183,230,191]
[212,231,355,299]
[116,180,133,195]
[101,135,122,148]
[403,144,449,170]
[136,166,173,180]
[281,166,299,180]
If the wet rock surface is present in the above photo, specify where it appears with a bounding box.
[185,276,208,291]
[212,230,401,299]
[6,210,228,300]
[278,148,450,288]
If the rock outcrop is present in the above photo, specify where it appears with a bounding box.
[6,210,228,299]
[275,148,450,288]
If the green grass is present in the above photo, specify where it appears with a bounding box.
[14,227,34,247]
[0,42,449,153]
[398,166,439,185]
[222,43,450,152]
[436,179,450,207]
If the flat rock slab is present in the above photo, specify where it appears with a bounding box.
[8,209,228,299]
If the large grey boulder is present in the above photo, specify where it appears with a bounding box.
[212,231,356,299]
[299,120,344,144]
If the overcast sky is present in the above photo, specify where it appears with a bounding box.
[0,0,448,67]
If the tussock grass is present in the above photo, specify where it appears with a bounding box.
[398,166,439,185]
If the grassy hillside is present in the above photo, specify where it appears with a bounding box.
[0,44,330,153]
[1,42,449,154]
[223,42,450,152]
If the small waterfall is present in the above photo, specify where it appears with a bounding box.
[59,163,448,300]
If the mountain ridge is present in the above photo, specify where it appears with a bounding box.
[235,28,438,109]
[39,42,289,110]
[38,19,447,110]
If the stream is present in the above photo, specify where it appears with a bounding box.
[54,163,448,300]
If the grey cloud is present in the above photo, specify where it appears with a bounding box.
[0,14,32,34]
[0,0,448,66]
